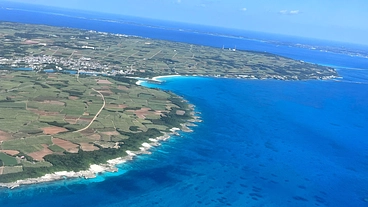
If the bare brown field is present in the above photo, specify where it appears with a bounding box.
[52,138,79,153]
[133,107,151,119]
[101,131,120,136]
[79,128,95,135]
[96,79,112,84]
[47,74,58,78]
[79,129,102,141]
[106,104,127,109]
[83,133,101,141]
[27,144,53,161]
[68,96,79,100]
[23,40,39,45]
[80,143,99,151]
[65,119,78,124]
[65,116,79,119]
[0,75,14,79]
[65,116,79,124]
[176,110,186,115]
[117,86,129,90]
[0,150,20,156]
[42,126,68,135]
[0,130,11,141]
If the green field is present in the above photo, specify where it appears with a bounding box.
[0,71,193,182]
[0,153,17,166]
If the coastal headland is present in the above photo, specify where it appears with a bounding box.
[0,21,337,187]
[0,71,199,187]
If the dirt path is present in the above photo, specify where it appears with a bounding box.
[75,88,105,133]
[149,50,162,59]
[51,47,59,56]
[68,50,77,59]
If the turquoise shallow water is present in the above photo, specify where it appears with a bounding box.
[0,4,368,207]
[139,76,368,206]
[1,75,368,206]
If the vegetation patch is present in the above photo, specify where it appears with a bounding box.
[52,138,79,153]
[0,153,18,166]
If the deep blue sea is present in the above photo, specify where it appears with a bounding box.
[0,3,368,207]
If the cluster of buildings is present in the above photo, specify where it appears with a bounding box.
[0,55,133,76]
[1,55,106,71]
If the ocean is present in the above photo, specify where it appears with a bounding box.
[0,3,368,207]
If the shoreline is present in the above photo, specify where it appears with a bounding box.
[0,75,201,189]
[135,75,182,86]
[134,74,340,86]
[0,124,199,189]
[0,74,338,189]
[151,75,181,82]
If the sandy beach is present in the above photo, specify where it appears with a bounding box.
[135,75,182,86]
[151,75,181,81]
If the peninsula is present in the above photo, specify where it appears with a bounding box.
[0,21,337,187]
[0,21,337,80]
[0,70,197,187]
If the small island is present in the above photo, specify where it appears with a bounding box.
[0,21,337,187]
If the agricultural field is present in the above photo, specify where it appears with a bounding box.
[0,71,192,182]
[0,21,338,182]
[0,21,337,80]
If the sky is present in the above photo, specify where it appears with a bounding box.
[3,0,368,45]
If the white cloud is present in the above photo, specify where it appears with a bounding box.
[289,10,300,14]
[279,10,301,15]
[177,0,181,3]
[241,7,247,11]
